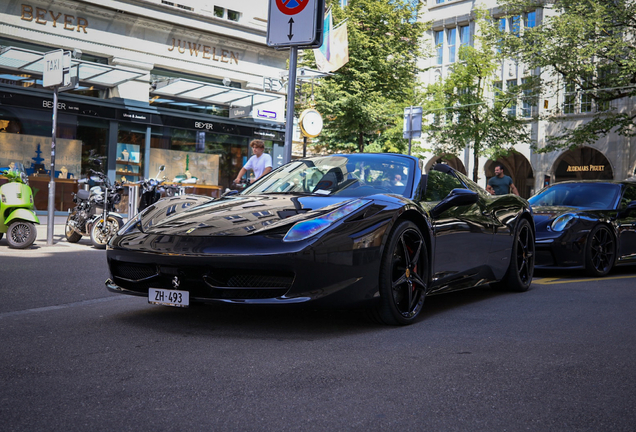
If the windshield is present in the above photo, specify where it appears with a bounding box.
[242,154,415,198]
[528,182,621,209]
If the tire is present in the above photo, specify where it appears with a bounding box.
[0,233,3,241]
[65,214,82,243]
[492,218,535,292]
[90,215,123,249]
[585,224,615,277]
[373,220,429,326]
[7,221,37,249]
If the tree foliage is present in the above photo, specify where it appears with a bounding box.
[422,10,536,181]
[494,0,636,152]
[300,0,428,153]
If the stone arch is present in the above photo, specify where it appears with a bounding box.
[553,146,613,181]
[426,154,467,175]
[484,152,535,198]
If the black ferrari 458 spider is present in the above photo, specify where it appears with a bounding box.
[106,153,534,325]
[528,180,636,276]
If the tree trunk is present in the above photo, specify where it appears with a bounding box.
[472,143,480,183]
[358,132,364,153]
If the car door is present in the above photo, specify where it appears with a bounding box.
[422,169,494,291]
[616,184,636,263]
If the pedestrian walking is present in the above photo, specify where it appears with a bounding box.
[487,163,519,196]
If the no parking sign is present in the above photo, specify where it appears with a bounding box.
[267,0,324,47]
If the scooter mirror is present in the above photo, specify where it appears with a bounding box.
[159,165,165,171]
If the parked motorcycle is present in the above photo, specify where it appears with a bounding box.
[65,159,124,249]
[138,165,179,211]
[0,162,40,249]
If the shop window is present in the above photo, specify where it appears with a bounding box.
[214,6,224,18]
[117,124,146,183]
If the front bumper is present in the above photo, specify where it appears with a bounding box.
[534,230,589,269]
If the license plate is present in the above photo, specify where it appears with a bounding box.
[148,288,189,308]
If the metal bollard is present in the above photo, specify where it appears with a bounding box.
[127,184,139,220]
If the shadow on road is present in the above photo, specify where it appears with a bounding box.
[111,284,508,338]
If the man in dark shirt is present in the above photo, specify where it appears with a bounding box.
[487,163,519,196]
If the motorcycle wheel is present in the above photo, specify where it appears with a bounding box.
[7,221,37,249]
[65,213,82,243]
[90,215,123,249]
[0,232,3,241]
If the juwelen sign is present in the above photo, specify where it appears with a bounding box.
[267,0,324,47]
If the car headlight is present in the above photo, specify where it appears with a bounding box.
[118,212,143,235]
[283,199,369,242]
[551,213,577,232]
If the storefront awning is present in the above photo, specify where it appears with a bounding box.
[0,46,146,87]
[151,78,283,108]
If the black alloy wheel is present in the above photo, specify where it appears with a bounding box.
[375,220,429,326]
[585,224,615,277]
[493,218,535,292]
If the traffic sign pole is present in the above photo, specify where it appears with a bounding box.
[47,87,58,245]
[284,47,298,164]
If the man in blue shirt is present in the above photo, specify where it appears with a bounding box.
[487,163,519,196]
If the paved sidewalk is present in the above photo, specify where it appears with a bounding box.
[0,215,101,253]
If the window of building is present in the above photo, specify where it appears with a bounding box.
[340,0,348,7]
[227,10,240,22]
[507,79,518,116]
[435,31,444,64]
[459,25,471,47]
[448,28,457,63]
[521,77,536,117]
[213,6,240,21]
[493,81,503,101]
[436,0,445,4]
[563,82,576,114]
[525,11,536,29]
[509,15,521,36]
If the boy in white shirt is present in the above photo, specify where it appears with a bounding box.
[233,139,273,184]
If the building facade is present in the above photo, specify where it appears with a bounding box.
[0,0,289,207]
[419,0,635,197]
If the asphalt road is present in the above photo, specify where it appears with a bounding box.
[1,227,635,431]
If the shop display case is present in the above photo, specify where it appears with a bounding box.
[116,143,141,182]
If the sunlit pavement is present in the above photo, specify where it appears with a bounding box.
[0,215,102,255]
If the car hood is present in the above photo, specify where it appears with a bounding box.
[531,205,580,225]
[137,194,367,237]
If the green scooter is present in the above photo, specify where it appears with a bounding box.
[0,162,40,249]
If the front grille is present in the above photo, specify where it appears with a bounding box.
[112,262,158,281]
[207,288,289,299]
[109,260,294,300]
[204,270,294,289]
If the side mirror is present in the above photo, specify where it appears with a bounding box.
[430,188,479,218]
[159,165,165,171]
[618,200,636,218]
[222,189,239,198]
